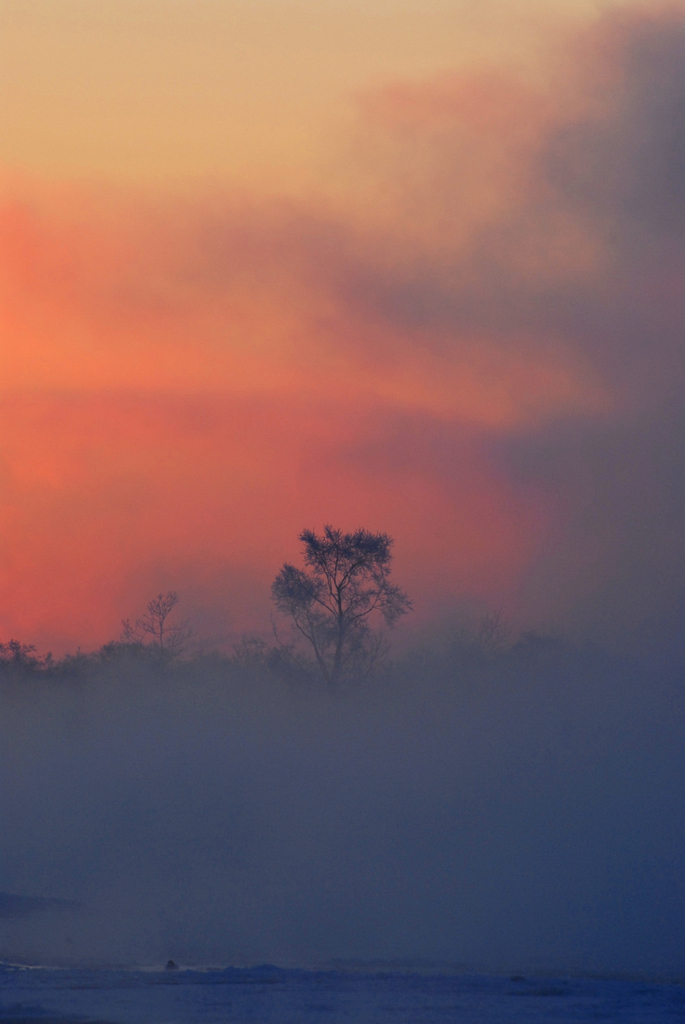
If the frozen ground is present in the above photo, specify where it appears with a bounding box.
[1,964,684,1024]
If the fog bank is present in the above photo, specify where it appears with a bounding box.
[1,644,683,976]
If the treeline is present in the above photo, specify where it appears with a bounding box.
[0,616,580,688]
[0,525,605,686]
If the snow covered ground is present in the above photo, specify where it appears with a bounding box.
[1,964,683,1024]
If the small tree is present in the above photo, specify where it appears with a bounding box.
[122,591,193,661]
[271,526,411,684]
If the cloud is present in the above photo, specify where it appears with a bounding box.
[2,2,685,650]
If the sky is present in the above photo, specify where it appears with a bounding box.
[1,0,685,654]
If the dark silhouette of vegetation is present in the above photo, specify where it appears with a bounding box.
[0,617,606,700]
[271,526,412,684]
[0,574,583,692]
[0,639,45,677]
[121,591,193,662]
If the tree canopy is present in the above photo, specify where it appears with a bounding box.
[271,526,411,683]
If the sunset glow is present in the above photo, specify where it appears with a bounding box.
[1,0,682,653]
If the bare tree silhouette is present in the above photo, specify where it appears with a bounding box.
[122,591,193,661]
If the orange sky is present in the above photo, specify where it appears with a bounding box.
[0,0,675,653]
[0,0,605,187]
